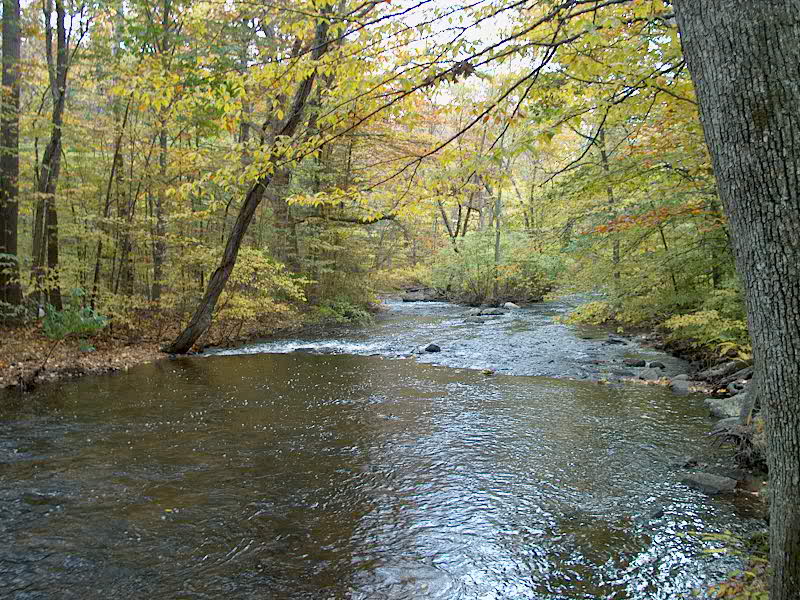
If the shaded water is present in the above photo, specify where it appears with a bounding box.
[1,301,758,599]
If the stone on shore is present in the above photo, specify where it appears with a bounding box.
[704,396,744,419]
[682,472,737,495]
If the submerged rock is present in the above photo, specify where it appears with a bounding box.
[649,361,666,369]
[682,472,737,495]
[464,317,487,324]
[605,336,628,345]
[480,308,507,316]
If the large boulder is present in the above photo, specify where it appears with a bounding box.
[669,379,694,395]
[704,395,744,419]
[423,343,441,353]
[503,302,521,309]
[638,367,663,381]
[682,472,737,495]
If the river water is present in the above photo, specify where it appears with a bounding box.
[1,300,759,599]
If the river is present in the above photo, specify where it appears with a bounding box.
[0,299,760,599]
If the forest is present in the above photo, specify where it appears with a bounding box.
[1,1,798,598]
[0,0,745,356]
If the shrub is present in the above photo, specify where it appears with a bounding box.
[42,289,108,346]
[314,298,373,324]
[428,232,564,305]
[662,287,750,359]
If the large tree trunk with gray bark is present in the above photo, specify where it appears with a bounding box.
[674,2,800,598]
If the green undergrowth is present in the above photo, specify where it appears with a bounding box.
[564,283,751,361]
[379,233,565,305]
[312,297,375,325]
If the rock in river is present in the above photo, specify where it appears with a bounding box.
[423,343,441,353]
[623,358,646,367]
[638,367,662,381]
[682,472,737,495]
[503,302,521,309]
[669,379,694,395]
[464,317,487,324]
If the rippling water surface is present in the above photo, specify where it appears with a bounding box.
[0,300,757,599]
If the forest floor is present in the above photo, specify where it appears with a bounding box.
[0,316,313,392]
[0,329,164,391]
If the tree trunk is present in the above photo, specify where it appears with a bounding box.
[151,0,172,303]
[268,169,301,271]
[493,186,502,302]
[597,128,620,280]
[0,0,23,310]
[34,0,69,310]
[674,3,800,598]
[152,123,168,301]
[164,17,330,354]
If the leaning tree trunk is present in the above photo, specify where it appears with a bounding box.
[163,18,330,354]
[0,0,23,310]
[674,3,800,598]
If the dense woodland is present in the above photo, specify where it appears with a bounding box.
[0,0,746,356]
[2,1,798,597]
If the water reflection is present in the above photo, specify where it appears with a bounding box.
[1,352,755,599]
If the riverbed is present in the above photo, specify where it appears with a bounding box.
[0,299,759,599]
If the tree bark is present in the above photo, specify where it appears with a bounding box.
[151,0,172,303]
[32,0,69,310]
[597,128,620,280]
[163,17,330,354]
[674,3,800,598]
[0,0,23,310]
